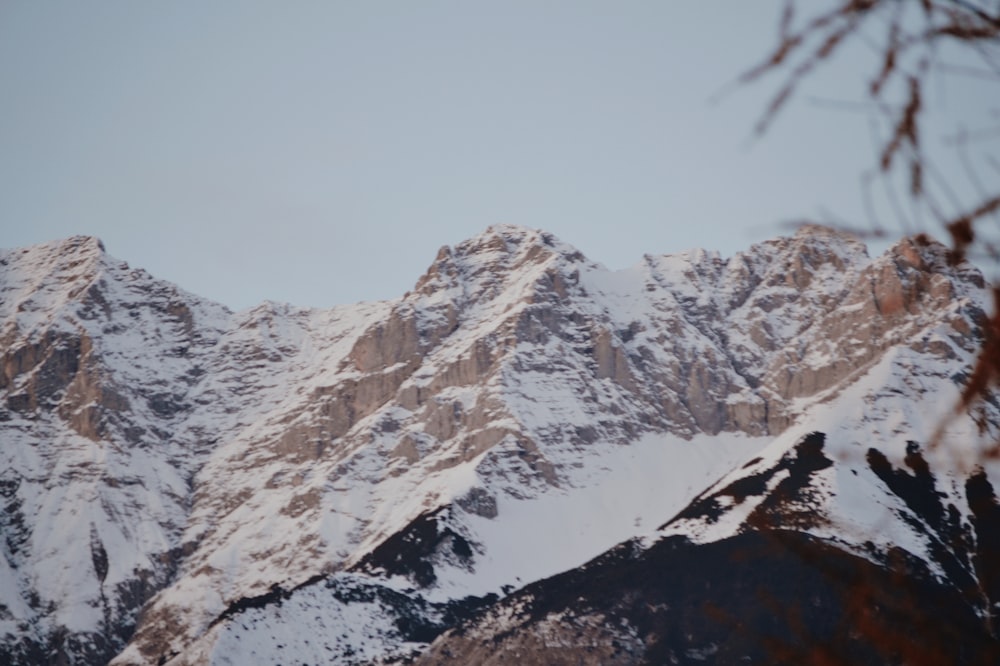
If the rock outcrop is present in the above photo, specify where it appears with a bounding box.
[0,225,995,664]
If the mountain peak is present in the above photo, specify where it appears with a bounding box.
[1,234,108,271]
[3,234,107,259]
[412,225,587,298]
[790,222,858,241]
[457,224,581,261]
[60,234,106,254]
[1,228,997,665]
[0,235,112,328]
[783,223,869,259]
[483,222,541,239]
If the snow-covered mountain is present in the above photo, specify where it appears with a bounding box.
[1,225,997,664]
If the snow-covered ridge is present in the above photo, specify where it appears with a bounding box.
[0,225,993,664]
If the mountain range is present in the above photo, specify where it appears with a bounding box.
[1,225,998,664]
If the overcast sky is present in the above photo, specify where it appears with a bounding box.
[2,2,996,310]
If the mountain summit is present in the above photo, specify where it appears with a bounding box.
[1,227,997,664]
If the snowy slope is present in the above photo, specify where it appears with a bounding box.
[412,235,1000,665]
[418,375,1000,664]
[0,237,232,663]
[0,226,995,665]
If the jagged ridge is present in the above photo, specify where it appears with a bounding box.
[0,225,995,664]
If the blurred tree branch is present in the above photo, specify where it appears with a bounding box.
[746,0,1000,436]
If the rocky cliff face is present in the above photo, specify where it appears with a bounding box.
[0,226,995,664]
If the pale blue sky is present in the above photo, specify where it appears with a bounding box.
[1,2,995,309]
